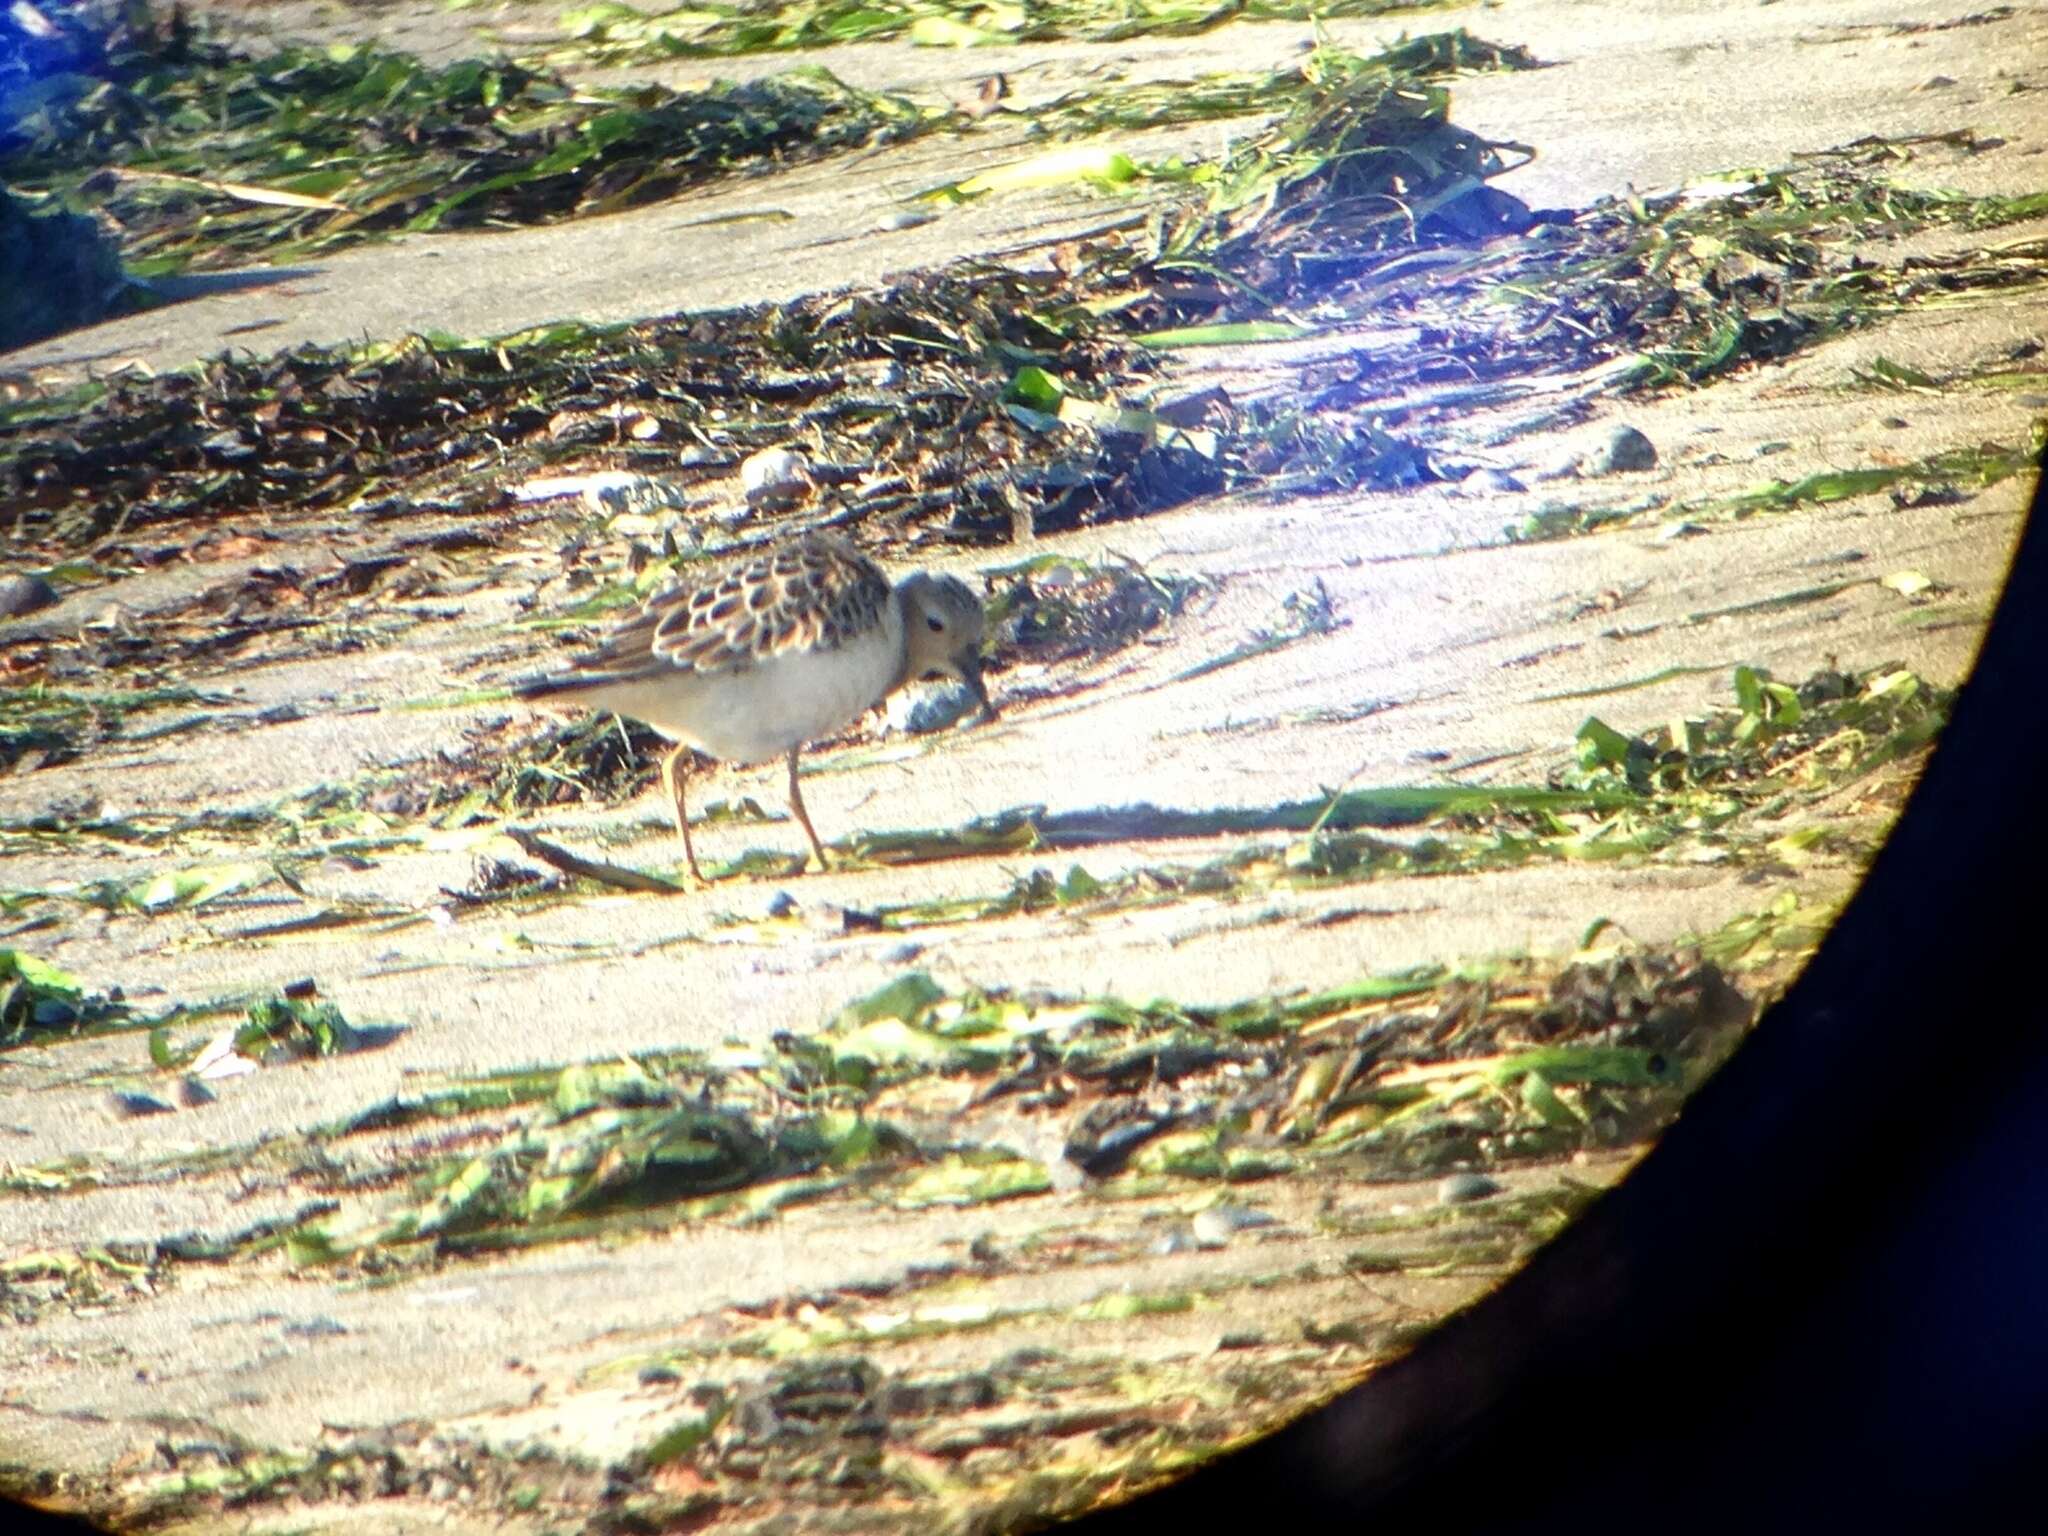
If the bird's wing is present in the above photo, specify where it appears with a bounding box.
[580,534,891,682]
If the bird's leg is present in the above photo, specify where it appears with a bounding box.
[659,743,706,886]
[786,746,831,873]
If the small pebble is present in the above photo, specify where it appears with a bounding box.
[282,1316,349,1339]
[108,1091,175,1119]
[28,998,75,1029]
[677,444,728,468]
[881,941,924,965]
[0,573,59,619]
[873,209,936,233]
[887,680,981,735]
[1034,562,1081,591]
[1879,416,1910,430]
[1151,1229,1198,1256]
[1658,520,1707,541]
[176,1077,217,1109]
[739,447,809,507]
[364,784,426,818]
[1191,1203,1278,1249]
[764,890,798,919]
[1580,425,1658,476]
[1458,467,1528,496]
[638,1364,683,1386]
[1437,1171,1504,1206]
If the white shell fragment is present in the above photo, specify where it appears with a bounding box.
[192,1028,259,1081]
[740,446,811,507]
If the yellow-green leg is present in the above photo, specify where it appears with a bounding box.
[659,743,707,885]
[786,747,831,873]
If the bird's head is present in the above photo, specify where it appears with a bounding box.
[899,572,995,722]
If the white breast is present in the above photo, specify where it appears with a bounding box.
[579,605,903,764]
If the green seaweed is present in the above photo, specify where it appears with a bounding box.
[3,8,942,274]
[547,0,1458,64]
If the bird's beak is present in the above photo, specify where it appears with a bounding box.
[959,653,997,724]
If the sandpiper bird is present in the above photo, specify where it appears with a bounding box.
[514,533,993,882]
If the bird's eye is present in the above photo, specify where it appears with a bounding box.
[926,616,945,633]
